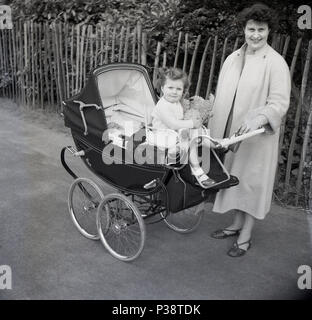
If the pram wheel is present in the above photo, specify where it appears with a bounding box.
[68,177,104,240]
[160,202,204,233]
[96,193,146,261]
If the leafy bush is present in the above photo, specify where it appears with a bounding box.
[9,0,308,37]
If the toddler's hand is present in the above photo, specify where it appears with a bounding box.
[208,93,215,104]
[192,117,202,128]
[179,128,190,140]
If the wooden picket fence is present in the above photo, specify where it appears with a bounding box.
[0,20,312,210]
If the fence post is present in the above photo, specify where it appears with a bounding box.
[205,35,218,99]
[89,25,95,71]
[233,37,239,52]
[8,28,14,99]
[282,36,290,59]
[63,22,69,100]
[30,20,35,107]
[162,51,167,68]
[132,26,136,63]
[195,37,211,96]
[70,24,74,97]
[295,40,312,205]
[54,22,65,109]
[0,30,6,97]
[174,31,182,68]
[104,24,110,65]
[275,38,302,188]
[0,30,2,97]
[182,33,188,72]
[285,40,312,196]
[153,41,161,88]
[188,35,201,86]
[300,101,312,209]
[74,24,80,95]
[2,30,7,97]
[219,36,228,74]
[24,21,29,107]
[309,164,312,213]
[83,25,92,84]
[141,32,147,66]
[123,24,130,62]
[111,25,116,63]
[118,25,125,63]
[137,21,142,64]
[290,38,302,78]
[11,23,17,102]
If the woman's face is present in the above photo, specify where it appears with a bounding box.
[244,19,270,52]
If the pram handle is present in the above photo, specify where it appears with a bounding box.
[73,100,102,136]
[218,127,265,148]
[199,127,265,149]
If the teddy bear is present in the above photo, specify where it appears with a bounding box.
[182,94,214,127]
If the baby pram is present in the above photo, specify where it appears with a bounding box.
[61,62,264,261]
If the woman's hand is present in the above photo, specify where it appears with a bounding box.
[236,115,267,135]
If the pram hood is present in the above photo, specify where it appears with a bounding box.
[63,63,157,139]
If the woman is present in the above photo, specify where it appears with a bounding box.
[209,3,291,257]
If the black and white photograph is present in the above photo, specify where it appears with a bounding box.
[0,0,312,305]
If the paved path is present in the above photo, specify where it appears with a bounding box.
[0,99,311,300]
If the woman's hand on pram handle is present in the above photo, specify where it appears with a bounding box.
[221,128,266,149]
[199,127,265,152]
[236,115,267,135]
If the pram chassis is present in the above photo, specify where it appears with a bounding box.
[61,137,230,261]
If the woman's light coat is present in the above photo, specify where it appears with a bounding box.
[209,43,291,219]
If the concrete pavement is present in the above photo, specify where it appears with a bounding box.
[0,98,311,300]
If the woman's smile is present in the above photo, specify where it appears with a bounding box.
[244,19,270,52]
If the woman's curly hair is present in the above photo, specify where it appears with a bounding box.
[237,3,278,31]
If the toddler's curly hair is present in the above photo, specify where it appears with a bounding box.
[159,67,190,92]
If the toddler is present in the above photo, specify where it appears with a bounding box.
[151,68,215,188]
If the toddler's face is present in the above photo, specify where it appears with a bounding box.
[161,78,184,103]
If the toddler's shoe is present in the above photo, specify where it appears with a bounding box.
[191,167,216,189]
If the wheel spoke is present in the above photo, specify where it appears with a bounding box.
[97,193,145,261]
[68,178,104,240]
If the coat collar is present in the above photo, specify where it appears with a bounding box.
[236,42,270,59]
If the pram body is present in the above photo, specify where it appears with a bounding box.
[61,63,239,261]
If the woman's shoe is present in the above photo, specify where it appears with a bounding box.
[227,239,252,257]
[211,228,241,239]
